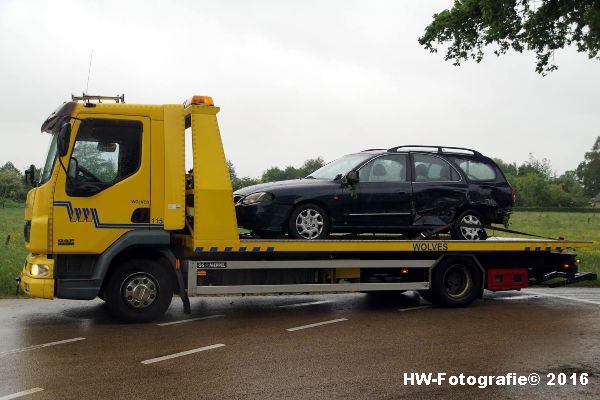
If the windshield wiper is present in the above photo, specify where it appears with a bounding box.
[305,176,315,179]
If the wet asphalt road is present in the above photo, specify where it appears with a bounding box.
[1,289,599,400]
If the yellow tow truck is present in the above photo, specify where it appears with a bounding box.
[19,94,597,321]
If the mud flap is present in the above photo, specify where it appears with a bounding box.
[175,267,191,314]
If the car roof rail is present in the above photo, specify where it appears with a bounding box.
[362,148,386,152]
[387,145,482,157]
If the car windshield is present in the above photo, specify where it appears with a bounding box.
[39,133,58,185]
[308,153,373,180]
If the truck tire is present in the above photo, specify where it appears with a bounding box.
[428,257,482,307]
[105,258,173,322]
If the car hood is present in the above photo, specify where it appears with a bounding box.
[234,179,330,196]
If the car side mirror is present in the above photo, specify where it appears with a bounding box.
[24,164,36,187]
[344,170,359,185]
[57,122,71,157]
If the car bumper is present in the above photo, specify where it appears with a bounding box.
[235,202,293,232]
[19,254,54,299]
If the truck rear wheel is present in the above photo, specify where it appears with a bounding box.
[428,257,482,307]
[105,258,173,322]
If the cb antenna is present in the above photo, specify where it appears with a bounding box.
[85,49,94,93]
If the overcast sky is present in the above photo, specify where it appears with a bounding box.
[0,0,598,178]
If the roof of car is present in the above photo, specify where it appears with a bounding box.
[360,145,485,158]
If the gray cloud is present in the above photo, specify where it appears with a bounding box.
[0,0,598,177]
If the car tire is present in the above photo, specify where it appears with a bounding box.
[288,203,330,240]
[105,258,173,322]
[451,210,488,240]
[429,257,482,307]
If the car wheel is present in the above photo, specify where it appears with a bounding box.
[429,257,482,307]
[105,258,173,322]
[288,203,330,240]
[451,210,488,240]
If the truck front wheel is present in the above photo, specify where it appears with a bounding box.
[105,258,173,322]
[429,257,482,307]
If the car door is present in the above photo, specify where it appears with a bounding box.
[410,153,468,227]
[344,154,412,228]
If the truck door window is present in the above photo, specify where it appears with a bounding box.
[67,119,142,196]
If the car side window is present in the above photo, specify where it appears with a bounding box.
[449,157,496,181]
[359,155,407,183]
[413,154,460,182]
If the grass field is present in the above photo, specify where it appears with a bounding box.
[0,208,598,295]
[0,207,25,296]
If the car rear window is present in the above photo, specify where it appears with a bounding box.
[449,157,496,181]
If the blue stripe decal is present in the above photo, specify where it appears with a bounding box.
[239,247,247,252]
[524,247,531,251]
[224,247,232,252]
[209,247,218,252]
[195,247,204,253]
[252,247,261,252]
[266,247,275,252]
[54,201,163,229]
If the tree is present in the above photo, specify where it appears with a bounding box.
[419,0,600,75]
[577,136,600,196]
[0,163,24,204]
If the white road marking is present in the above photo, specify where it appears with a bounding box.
[398,305,432,312]
[156,314,225,326]
[0,388,44,400]
[0,337,86,357]
[141,344,225,365]
[286,318,348,332]
[524,291,600,306]
[493,295,539,301]
[278,300,332,308]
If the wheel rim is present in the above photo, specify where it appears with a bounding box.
[295,208,324,239]
[443,264,473,299]
[459,214,484,240]
[121,272,159,309]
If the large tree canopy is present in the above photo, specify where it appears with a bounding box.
[419,0,600,74]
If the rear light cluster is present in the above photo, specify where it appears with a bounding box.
[511,187,516,206]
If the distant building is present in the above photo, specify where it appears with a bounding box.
[594,192,600,208]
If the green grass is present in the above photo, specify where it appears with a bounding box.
[0,209,598,295]
[0,207,26,296]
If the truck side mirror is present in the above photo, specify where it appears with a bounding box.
[24,164,36,187]
[57,122,71,157]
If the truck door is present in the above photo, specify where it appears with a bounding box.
[52,116,153,254]
[345,154,412,228]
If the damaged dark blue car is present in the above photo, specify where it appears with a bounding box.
[234,146,514,240]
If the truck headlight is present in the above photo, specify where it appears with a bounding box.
[30,263,49,277]
[242,192,274,205]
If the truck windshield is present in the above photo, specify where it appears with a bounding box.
[39,134,58,185]
[307,153,373,180]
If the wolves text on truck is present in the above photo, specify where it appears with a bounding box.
[18,94,596,322]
